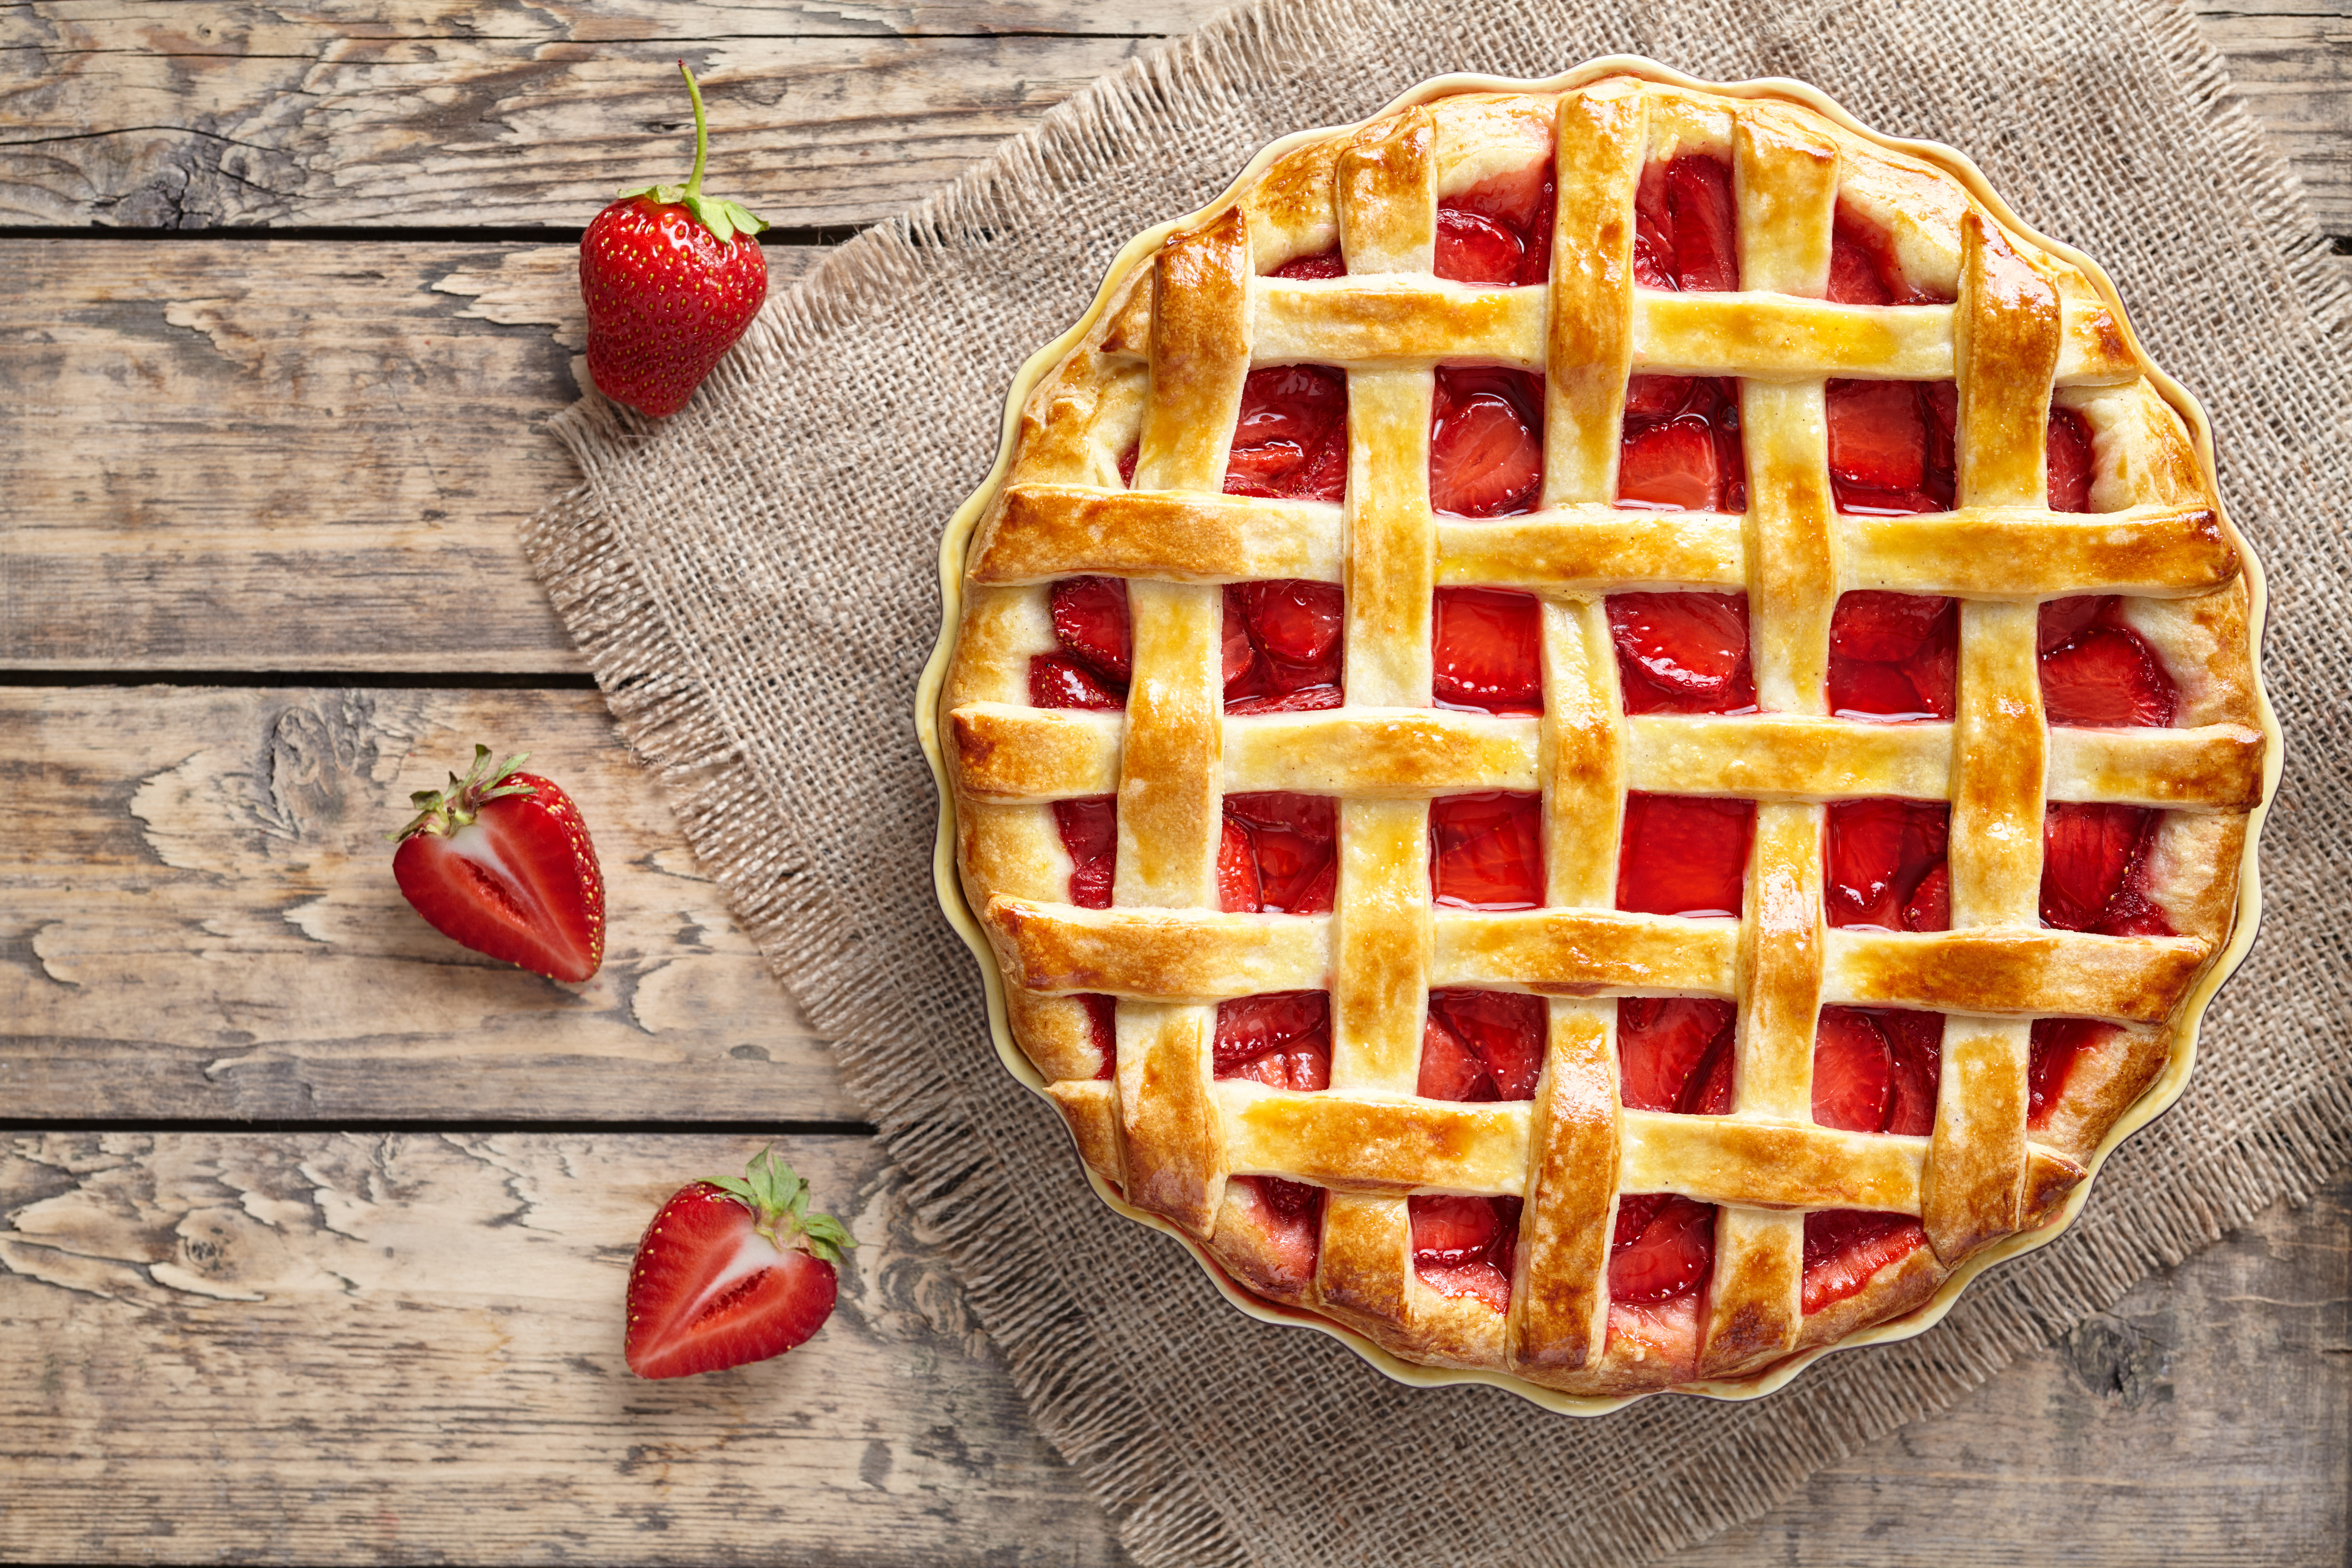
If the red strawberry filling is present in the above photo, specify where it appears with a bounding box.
[1617,793,1754,918]
[1633,156,1738,292]
[1801,1210,1929,1313]
[1269,248,1345,280]
[1430,792,1544,909]
[1053,796,1117,910]
[1080,993,1117,1081]
[1609,1193,1718,1303]
[1432,586,1544,713]
[1434,166,1556,286]
[1823,797,1950,931]
[2041,802,2172,935]
[2047,407,2095,512]
[1429,366,1544,517]
[1219,792,1338,914]
[1224,579,1345,712]
[1828,591,1957,721]
[1213,990,1331,1091]
[1824,205,1952,306]
[1230,1174,1326,1286]
[2029,1016,2117,1125]
[1813,1006,1942,1135]
[1031,575,1131,709]
[1607,591,1756,714]
[1617,375,1746,513]
[1418,989,1547,1101]
[1617,996,1736,1115]
[2037,596,2178,728]
[1826,378,1957,514]
[1411,1194,1524,1310]
[1224,365,1349,502]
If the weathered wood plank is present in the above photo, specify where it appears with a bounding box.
[3,3,2343,231]
[1,684,861,1121]
[1676,1179,2352,1565]
[0,1130,1127,1566]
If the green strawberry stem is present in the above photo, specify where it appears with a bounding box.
[389,743,537,842]
[616,62,769,247]
[708,1146,855,1265]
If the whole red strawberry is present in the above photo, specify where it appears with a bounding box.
[390,745,605,983]
[580,62,769,418]
[626,1147,854,1380]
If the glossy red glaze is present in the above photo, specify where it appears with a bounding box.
[1617,375,1746,513]
[1827,591,1957,720]
[1429,792,1544,909]
[1823,797,1950,931]
[1212,991,1332,1091]
[1616,794,1754,918]
[1607,591,1756,714]
[1218,792,1338,915]
[1418,990,1547,1102]
[1223,580,1345,712]
[1224,364,1349,502]
[1432,586,1544,714]
[1617,997,1736,1116]
[1429,366,1544,517]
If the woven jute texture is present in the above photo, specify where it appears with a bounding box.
[524,0,2350,1560]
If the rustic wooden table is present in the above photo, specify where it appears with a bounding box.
[3,5,2346,1563]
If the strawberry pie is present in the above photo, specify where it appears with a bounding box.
[934,67,2269,1401]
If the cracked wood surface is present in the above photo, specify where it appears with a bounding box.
[0,2,2346,232]
[3,684,854,1121]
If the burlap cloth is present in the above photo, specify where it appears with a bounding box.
[522,0,2351,1560]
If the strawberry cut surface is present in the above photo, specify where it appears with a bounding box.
[1633,156,1738,291]
[1801,1210,1929,1314]
[1617,997,1736,1115]
[1224,580,1345,712]
[1816,1007,1943,1135]
[1429,792,1544,909]
[1053,796,1117,909]
[1213,991,1332,1091]
[391,750,605,984]
[2042,802,2172,935]
[1429,366,1543,517]
[1434,164,1556,286]
[1418,990,1547,1101]
[1432,587,1544,714]
[1617,376,1746,512]
[2037,596,2177,728]
[1607,592,1756,714]
[1411,1194,1524,1310]
[1031,576,1131,710]
[1617,793,1755,918]
[2029,1016,2117,1125]
[1824,797,1950,931]
[1826,379,1957,513]
[1224,365,1349,502]
[1609,1194,1718,1304]
[1219,792,1338,914]
[1827,591,1957,720]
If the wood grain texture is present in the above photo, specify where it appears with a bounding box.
[2,684,859,1121]
[0,1131,1126,1567]
[1,3,2346,231]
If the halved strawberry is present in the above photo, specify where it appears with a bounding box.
[1429,367,1543,517]
[1221,792,1337,914]
[1434,166,1555,286]
[1617,377,1744,513]
[1617,996,1737,1114]
[1269,248,1346,280]
[2040,625,2178,728]
[1225,365,1349,502]
[1050,575,1132,681]
[1029,652,1125,710]
[1435,208,1526,286]
[390,745,605,983]
[1823,797,1949,931]
[1053,796,1117,909]
[1608,592,1755,714]
[2042,803,2171,935]
[1800,1210,1928,1314]
[2029,1016,2115,1124]
[1420,989,1546,1101]
[1813,1007,1894,1132]
[624,1146,853,1380]
[1411,1194,1523,1310]
[1213,991,1332,1091]
[1880,1008,1943,1135]
[1609,1194,1716,1303]
[1617,793,1754,919]
[1429,792,1544,909]
[1432,586,1544,714]
[2047,407,2095,513]
[1223,580,1345,711]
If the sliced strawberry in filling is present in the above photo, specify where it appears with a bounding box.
[1052,796,1117,909]
[1826,379,1956,514]
[1823,204,1952,306]
[1429,792,1544,909]
[1879,1008,1943,1136]
[1617,375,1745,512]
[1032,576,1132,709]
[1269,248,1346,280]
[1224,364,1349,502]
[1419,990,1547,1101]
[1607,591,1756,714]
[1411,1194,1524,1310]
[1816,1006,1944,1135]
[2037,596,2177,728]
[1429,366,1543,517]
[1617,996,1736,1115]
[1801,1210,1929,1314]
[1617,793,1754,918]
[1434,165,1556,286]
[1823,797,1950,931]
[1219,792,1337,914]
[2047,407,2095,512]
[1432,586,1543,714]
[2042,802,2172,936]
[1223,579,1344,712]
[1229,1174,1326,1287]
[1609,1193,1717,1303]
[1634,156,1738,292]
[1117,442,1138,488]
[1079,993,1117,1080]
[2029,1016,2117,1125]
[1827,591,1957,721]
[1212,991,1331,1091]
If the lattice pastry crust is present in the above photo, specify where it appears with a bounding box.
[928,64,2271,1403]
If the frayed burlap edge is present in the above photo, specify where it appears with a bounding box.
[524,1,2352,1561]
